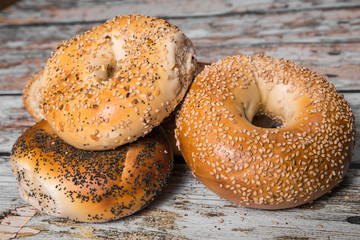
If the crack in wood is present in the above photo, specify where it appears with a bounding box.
[347,216,360,225]
[1,5,360,28]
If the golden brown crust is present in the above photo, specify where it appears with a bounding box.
[40,14,197,150]
[11,120,173,222]
[161,61,210,157]
[23,68,45,121]
[175,54,355,209]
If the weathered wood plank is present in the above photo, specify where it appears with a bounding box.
[193,42,360,90]
[1,0,359,25]
[0,1,359,239]
[1,8,360,91]
[0,95,36,153]
[2,8,359,51]
[1,1,360,91]
[2,43,360,91]
[0,93,359,164]
[1,157,360,240]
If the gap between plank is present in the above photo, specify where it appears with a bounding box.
[1,4,360,29]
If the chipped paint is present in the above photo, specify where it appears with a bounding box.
[0,205,39,239]
[0,0,360,239]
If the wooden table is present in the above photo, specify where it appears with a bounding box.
[1,0,360,239]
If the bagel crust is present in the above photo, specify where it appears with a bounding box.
[175,55,356,209]
[11,120,173,222]
[40,14,197,150]
[23,68,45,121]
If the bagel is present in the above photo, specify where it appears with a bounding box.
[23,67,45,121]
[11,120,173,222]
[161,61,210,156]
[40,14,197,150]
[162,112,182,156]
[175,54,356,209]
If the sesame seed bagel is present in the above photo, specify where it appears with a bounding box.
[23,67,45,121]
[40,14,197,150]
[161,61,211,156]
[162,112,182,156]
[11,120,173,222]
[175,54,356,209]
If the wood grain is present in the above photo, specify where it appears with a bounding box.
[1,44,359,92]
[1,157,360,240]
[0,1,360,91]
[1,0,359,25]
[0,1,359,239]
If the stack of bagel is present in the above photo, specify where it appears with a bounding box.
[11,14,356,222]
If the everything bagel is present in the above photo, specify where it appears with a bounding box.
[23,67,44,121]
[175,55,355,209]
[39,14,197,150]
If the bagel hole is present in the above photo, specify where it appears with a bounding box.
[252,114,282,128]
[106,64,116,79]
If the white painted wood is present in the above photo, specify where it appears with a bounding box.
[0,92,359,238]
[1,0,360,239]
[1,1,360,91]
[1,0,359,24]
[1,157,360,239]
[0,95,36,152]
